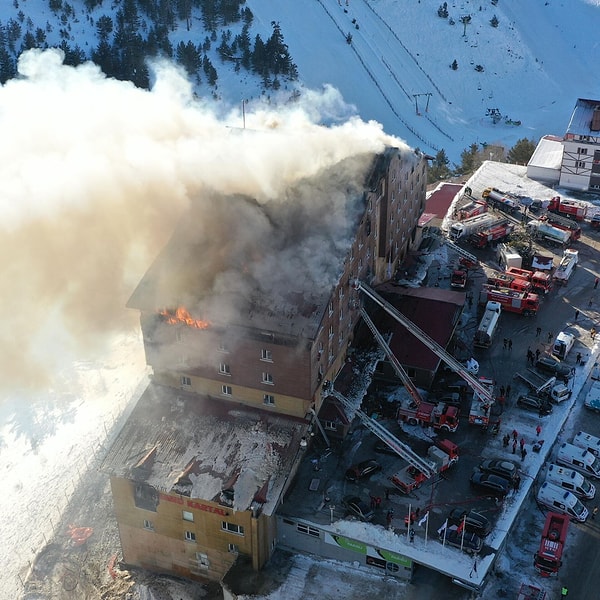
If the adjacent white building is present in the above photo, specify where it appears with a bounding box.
[527,98,600,192]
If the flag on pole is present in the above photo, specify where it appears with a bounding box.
[418,511,429,527]
[436,519,448,535]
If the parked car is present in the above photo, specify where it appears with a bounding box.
[469,471,511,498]
[374,440,401,456]
[447,508,491,538]
[440,526,483,554]
[478,458,520,482]
[516,394,553,415]
[434,378,471,397]
[342,495,374,521]
[535,356,573,381]
[345,459,382,482]
[435,392,462,406]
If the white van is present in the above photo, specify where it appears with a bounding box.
[552,332,575,360]
[556,442,600,479]
[546,463,596,499]
[537,482,588,522]
[572,431,600,457]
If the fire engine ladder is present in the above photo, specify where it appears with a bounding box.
[354,281,494,404]
[323,385,436,478]
[444,239,478,266]
[545,210,579,230]
[359,307,424,408]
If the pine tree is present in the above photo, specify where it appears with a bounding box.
[490,15,499,28]
[507,138,537,165]
[450,59,458,70]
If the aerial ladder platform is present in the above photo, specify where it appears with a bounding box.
[322,383,437,478]
[353,280,494,405]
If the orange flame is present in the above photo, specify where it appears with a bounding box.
[159,307,210,329]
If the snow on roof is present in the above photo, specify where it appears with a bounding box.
[566,98,600,136]
[101,382,308,515]
[527,136,564,170]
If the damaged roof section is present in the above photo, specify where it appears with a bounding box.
[101,383,308,515]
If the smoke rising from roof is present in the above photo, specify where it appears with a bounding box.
[1,48,409,392]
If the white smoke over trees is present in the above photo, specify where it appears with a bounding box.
[0,48,409,392]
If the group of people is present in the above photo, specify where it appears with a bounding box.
[502,429,528,461]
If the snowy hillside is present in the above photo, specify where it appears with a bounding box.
[0,0,599,162]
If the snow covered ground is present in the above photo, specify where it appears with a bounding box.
[2,1,600,598]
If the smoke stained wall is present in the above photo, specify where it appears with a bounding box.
[0,48,410,393]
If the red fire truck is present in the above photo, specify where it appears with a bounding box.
[487,271,532,293]
[479,286,539,316]
[396,401,459,432]
[389,439,459,494]
[548,196,588,221]
[469,219,515,248]
[542,213,582,240]
[533,512,569,577]
[506,267,553,294]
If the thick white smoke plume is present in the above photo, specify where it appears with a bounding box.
[0,48,409,392]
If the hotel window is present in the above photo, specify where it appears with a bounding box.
[328,325,334,339]
[196,552,210,569]
[578,147,588,154]
[339,307,344,321]
[263,394,275,406]
[181,376,191,387]
[228,543,239,553]
[222,385,232,396]
[219,363,231,375]
[324,420,337,431]
[328,301,334,316]
[185,531,196,542]
[262,372,274,385]
[577,161,585,168]
[182,511,194,522]
[143,519,154,531]
[222,521,245,536]
[261,349,273,361]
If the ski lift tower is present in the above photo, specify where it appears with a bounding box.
[413,93,432,116]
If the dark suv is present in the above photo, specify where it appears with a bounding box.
[447,508,491,537]
[517,394,553,415]
[535,356,572,381]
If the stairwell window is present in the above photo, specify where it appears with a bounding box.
[219,363,231,375]
[196,552,210,570]
[222,521,245,536]
[185,531,196,542]
[262,372,274,385]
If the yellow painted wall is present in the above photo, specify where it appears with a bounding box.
[110,477,275,580]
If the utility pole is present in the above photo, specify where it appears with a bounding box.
[242,99,248,129]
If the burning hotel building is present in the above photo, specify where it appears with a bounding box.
[101,145,428,583]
